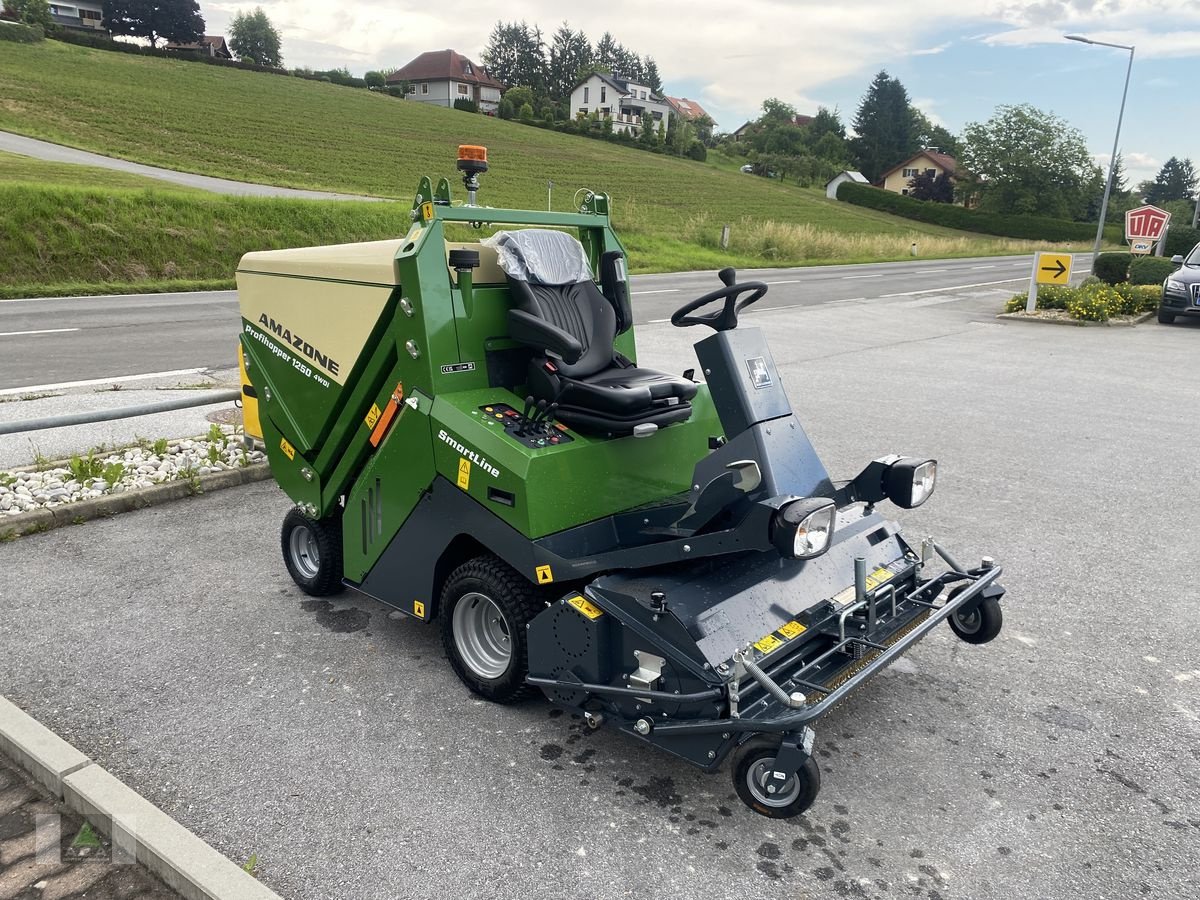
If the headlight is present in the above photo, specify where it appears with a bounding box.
[884,458,937,508]
[1165,278,1185,293]
[771,498,836,559]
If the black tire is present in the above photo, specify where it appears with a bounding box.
[280,507,344,597]
[439,555,545,703]
[732,738,821,819]
[946,584,1003,644]
[1157,309,1176,325]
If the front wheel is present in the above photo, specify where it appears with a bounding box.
[947,585,1003,644]
[439,555,545,703]
[1157,309,1176,325]
[280,507,343,596]
[732,738,821,819]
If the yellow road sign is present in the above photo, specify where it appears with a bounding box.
[1035,252,1072,285]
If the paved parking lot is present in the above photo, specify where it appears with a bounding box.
[2,289,1198,899]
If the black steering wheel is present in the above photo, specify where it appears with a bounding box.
[670,267,767,331]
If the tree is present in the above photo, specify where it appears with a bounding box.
[547,22,590,99]
[644,57,662,94]
[912,110,962,160]
[518,102,534,122]
[1145,157,1198,205]
[1108,152,1129,194]
[3,0,52,30]
[594,31,617,70]
[961,104,1099,218]
[229,7,282,68]
[103,0,204,47]
[851,71,920,182]
[364,70,385,90]
[482,20,547,96]
[909,170,955,203]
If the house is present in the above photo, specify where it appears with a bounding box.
[164,36,234,60]
[665,96,715,141]
[386,50,505,114]
[47,1,104,30]
[569,71,673,137]
[825,171,870,200]
[878,148,957,196]
[731,113,813,141]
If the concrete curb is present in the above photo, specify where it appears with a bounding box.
[0,462,273,541]
[995,311,1156,327]
[0,695,281,900]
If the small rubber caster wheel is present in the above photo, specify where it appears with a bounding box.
[281,506,343,596]
[947,584,1003,644]
[732,738,821,819]
[440,555,545,704]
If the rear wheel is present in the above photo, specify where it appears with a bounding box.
[281,507,343,596]
[947,584,1003,644]
[1158,309,1176,324]
[732,738,821,819]
[440,555,545,703]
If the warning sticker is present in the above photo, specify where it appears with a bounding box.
[754,634,784,654]
[279,437,295,461]
[865,568,894,590]
[456,458,470,490]
[778,620,807,640]
[413,600,426,618]
[535,564,554,584]
[365,403,382,429]
[567,594,603,619]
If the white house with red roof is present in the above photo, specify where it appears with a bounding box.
[386,50,505,114]
[878,149,958,196]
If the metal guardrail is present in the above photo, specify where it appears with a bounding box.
[0,390,241,436]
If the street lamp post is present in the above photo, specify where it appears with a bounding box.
[1065,34,1135,266]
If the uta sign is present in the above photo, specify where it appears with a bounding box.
[1125,205,1171,254]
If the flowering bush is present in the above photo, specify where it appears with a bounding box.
[1005,281,1159,321]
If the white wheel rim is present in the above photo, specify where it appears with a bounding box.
[452,592,512,680]
[288,524,321,580]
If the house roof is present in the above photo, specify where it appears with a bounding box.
[571,71,667,103]
[879,149,958,181]
[165,35,232,58]
[732,114,813,136]
[665,96,714,124]
[386,50,504,89]
[827,171,869,186]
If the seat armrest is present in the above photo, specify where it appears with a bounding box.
[507,309,584,364]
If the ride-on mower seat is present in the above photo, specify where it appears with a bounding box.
[487,229,697,436]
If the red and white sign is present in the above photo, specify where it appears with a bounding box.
[1125,205,1171,245]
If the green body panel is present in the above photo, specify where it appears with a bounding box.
[430,387,718,539]
[239,175,708,565]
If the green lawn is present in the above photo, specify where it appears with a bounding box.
[0,40,1078,296]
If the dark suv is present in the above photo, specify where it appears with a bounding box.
[1160,242,1200,324]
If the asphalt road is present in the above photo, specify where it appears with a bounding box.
[2,287,1196,900]
[0,254,1082,392]
[0,131,379,201]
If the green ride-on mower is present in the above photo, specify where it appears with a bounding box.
[237,146,1005,818]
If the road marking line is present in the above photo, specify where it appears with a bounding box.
[828,297,867,303]
[971,265,996,269]
[879,278,1025,299]
[631,289,679,295]
[843,274,884,279]
[0,328,80,337]
[763,279,804,285]
[0,367,207,396]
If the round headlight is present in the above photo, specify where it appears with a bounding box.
[771,498,837,559]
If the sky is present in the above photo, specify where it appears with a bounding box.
[200,1,1200,187]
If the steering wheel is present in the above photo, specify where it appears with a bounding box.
[670,267,767,331]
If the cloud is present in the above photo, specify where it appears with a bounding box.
[1095,150,1162,184]
[911,42,952,56]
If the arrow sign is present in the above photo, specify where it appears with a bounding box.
[1034,252,1072,286]
[1040,258,1067,279]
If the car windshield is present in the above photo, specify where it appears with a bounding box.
[1187,245,1200,266]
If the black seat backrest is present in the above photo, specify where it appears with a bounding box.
[491,230,619,379]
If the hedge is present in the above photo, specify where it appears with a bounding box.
[836,182,1123,244]
[0,20,44,42]
[1093,252,1131,285]
[1005,281,1160,322]
[1128,256,1178,286]
[1165,224,1200,257]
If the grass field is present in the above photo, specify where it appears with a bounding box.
[0,40,1084,295]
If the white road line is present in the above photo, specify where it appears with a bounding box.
[0,367,207,397]
[763,279,804,285]
[971,265,996,269]
[879,278,1025,299]
[0,328,80,337]
[922,268,949,273]
[828,297,867,303]
[843,273,884,279]
[631,289,679,295]
[648,317,672,324]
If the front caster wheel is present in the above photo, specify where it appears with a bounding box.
[440,555,545,704]
[732,738,821,819]
[947,585,1003,644]
[281,507,343,596]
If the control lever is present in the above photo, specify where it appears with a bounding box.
[517,395,535,435]
[532,399,548,433]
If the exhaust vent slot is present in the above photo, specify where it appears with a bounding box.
[361,477,384,553]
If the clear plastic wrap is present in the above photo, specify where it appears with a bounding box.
[482,229,593,285]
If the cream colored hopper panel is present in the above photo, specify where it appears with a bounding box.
[238,239,405,285]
